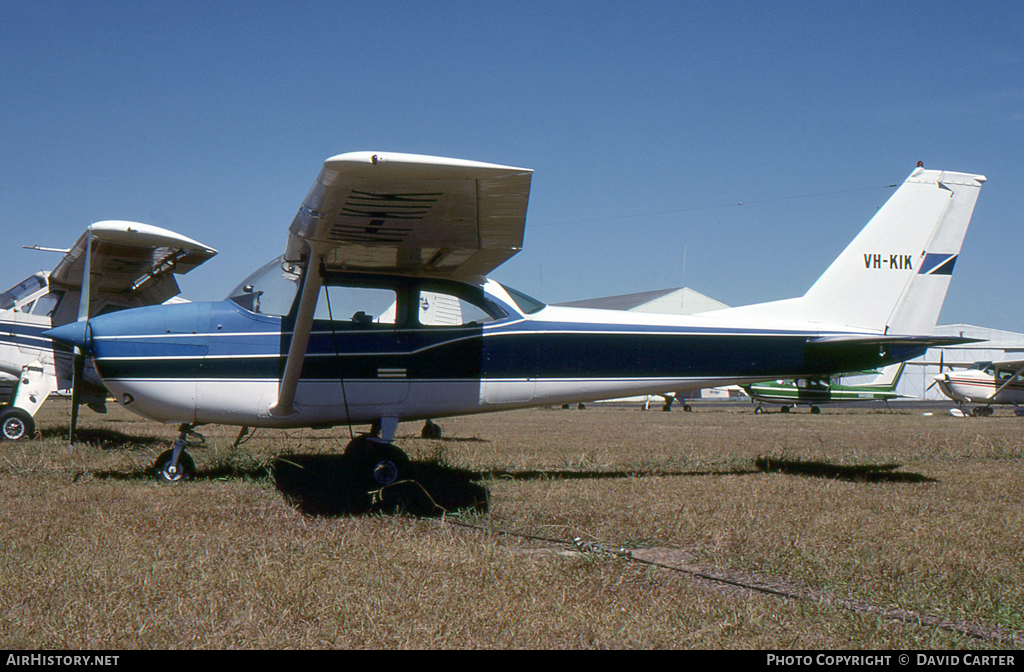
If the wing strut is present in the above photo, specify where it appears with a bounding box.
[269,242,327,417]
[991,363,1024,401]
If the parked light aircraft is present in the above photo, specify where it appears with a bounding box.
[0,221,216,440]
[743,362,907,414]
[933,359,1024,416]
[45,154,985,485]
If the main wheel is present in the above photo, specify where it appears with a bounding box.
[344,436,410,487]
[421,419,442,440]
[153,449,196,483]
[0,407,34,442]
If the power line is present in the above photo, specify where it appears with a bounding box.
[530,183,898,228]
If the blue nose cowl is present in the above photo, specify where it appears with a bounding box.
[43,320,91,352]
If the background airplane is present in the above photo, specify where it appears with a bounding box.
[0,221,216,441]
[932,358,1024,416]
[46,154,984,486]
[743,362,907,414]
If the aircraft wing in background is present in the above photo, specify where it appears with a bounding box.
[45,220,218,318]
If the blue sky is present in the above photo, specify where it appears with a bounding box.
[2,1,1022,332]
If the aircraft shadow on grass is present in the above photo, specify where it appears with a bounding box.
[754,457,937,483]
[91,441,936,517]
[273,453,490,517]
[42,427,168,449]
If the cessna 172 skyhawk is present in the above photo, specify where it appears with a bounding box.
[933,358,1024,416]
[0,221,216,441]
[45,153,985,485]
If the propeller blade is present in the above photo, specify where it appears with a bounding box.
[68,347,84,446]
[69,226,93,447]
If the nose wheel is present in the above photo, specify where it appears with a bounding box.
[153,424,203,483]
[154,449,196,483]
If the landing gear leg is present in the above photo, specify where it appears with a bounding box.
[154,423,201,483]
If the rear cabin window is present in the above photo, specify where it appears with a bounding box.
[417,290,497,326]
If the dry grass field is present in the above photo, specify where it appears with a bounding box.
[1,399,1022,649]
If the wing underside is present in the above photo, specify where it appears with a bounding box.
[285,152,533,281]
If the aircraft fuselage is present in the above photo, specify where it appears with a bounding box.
[64,275,929,428]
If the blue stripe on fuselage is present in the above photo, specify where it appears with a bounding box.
[83,299,885,383]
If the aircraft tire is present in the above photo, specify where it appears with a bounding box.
[344,436,410,488]
[153,449,196,483]
[421,420,442,440]
[811,406,821,415]
[0,407,34,442]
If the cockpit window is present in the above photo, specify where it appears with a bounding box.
[0,274,47,311]
[227,257,301,316]
[316,285,397,325]
[499,284,546,315]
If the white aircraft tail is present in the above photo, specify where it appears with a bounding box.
[704,166,986,334]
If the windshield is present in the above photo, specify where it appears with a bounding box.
[227,257,301,316]
[0,273,47,311]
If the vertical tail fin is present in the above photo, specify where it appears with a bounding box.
[802,167,985,333]
[863,362,905,391]
[702,166,985,334]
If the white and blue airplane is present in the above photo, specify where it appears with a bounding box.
[45,153,985,484]
[0,221,216,441]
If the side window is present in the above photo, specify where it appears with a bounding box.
[417,290,495,326]
[316,285,397,325]
[30,291,64,317]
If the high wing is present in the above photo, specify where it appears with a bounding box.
[285,151,533,281]
[271,152,532,417]
[47,220,218,317]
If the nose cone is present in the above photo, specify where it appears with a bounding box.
[44,320,91,351]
